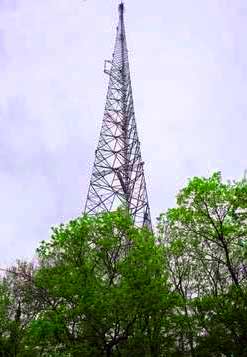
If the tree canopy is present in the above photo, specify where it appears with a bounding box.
[0,172,246,356]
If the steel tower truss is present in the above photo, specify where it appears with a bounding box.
[84,2,152,229]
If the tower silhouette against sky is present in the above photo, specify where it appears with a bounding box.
[84,2,152,229]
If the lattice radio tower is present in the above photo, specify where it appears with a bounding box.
[84,2,152,230]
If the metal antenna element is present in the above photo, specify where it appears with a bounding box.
[84,3,152,230]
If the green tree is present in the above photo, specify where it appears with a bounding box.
[159,172,247,356]
[26,209,177,356]
[0,261,44,356]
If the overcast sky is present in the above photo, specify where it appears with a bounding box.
[0,0,246,267]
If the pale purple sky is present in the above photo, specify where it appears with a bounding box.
[0,0,246,266]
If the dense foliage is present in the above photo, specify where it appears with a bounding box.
[0,172,246,356]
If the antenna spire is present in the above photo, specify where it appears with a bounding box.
[84,0,152,230]
[119,2,124,15]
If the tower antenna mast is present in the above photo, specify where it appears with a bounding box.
[84,2,152,229]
